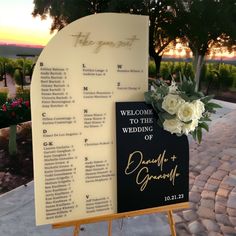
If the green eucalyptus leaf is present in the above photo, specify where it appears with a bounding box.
[179,93,190,102]
[199,122,209,132]
[198,91,205,97]
[197,128,202,143]
[189,95,200,101]
[201,95,214,103]
[144,91,153,104]
[156,86,168,97]
[157,119,163,128]
[155,100,164,112]
[162,112,176,120]
[158,112,165,123]
[204,103,215,112]
[207,102,222,109]
[152,102,159,114]
[199,116,212,122]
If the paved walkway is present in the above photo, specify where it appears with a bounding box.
[175,100,236,236]
[0,100,236,236]
[0,181,170,236]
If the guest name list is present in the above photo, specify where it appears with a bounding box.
[31,13,148,225]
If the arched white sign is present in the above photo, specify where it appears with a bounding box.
[31,13,148,225]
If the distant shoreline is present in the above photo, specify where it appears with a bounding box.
[0,44,43,58]
[0,44,235,65]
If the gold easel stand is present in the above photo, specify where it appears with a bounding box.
[52,202,189,236]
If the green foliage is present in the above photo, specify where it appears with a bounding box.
[15,59,33,76]
[160,62,194,82]
[160,62,171,80]
[201,63,236,91]
[0,88,8,105]
[16,87,30,101]
[183,63,195,79]
[231,72,236,90]
[0,57,15,76]
[0,57,34,77]
[13,69,23,86]
[148,60,156,77]
[159,61,236,91]
[218,64,234,88]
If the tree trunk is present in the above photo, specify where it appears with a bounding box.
[148,18,163,80]
[9,124,17,156]
[193,53,204,92]
[153,54,162,77]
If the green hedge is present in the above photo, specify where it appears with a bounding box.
[0,57,34,77]
[13,69,24,86]
[149,61,236,90]
[0,88,8,106]
[15,86,30,101]
[149,60,156,77]
[159,62,194,82]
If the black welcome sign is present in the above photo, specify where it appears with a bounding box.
[116,102,189,213]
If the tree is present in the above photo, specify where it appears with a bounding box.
[143,1,182,75]
[33,0,236,87]
[107,0,182,74]
[175,0,236,91]
[32,0,110,32]
[32,0,182,76]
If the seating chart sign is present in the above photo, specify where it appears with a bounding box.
[31,13,148,225]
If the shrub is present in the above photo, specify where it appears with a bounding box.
[173,62,183,75]
[149,60,156,77]
[0,98,31,128]
[16,86,30,101]
[160,62,171,80]
[160,62,194,82]
[0,87,8,105]
[183,63,194,79]
[218,64,234,88]
[13,69,24,86]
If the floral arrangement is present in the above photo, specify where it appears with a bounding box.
[0,98,31,156]
[145,77,221,143]
[0,98,31,127]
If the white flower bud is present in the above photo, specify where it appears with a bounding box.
[162,94,184,115]
[163,118,182,134]
[177,102,196,122]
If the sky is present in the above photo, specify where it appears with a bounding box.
[0,1,235,59]
[0,0,56,46]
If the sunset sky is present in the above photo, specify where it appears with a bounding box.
[0,0,55,46]
[0,1,235,60]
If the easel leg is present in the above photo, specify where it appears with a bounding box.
[73,224,80,236]
[167,210,176,236]
[108,220,112,236]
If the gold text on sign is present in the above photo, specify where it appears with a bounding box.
[71,32,139,53]
[124,150,180,191]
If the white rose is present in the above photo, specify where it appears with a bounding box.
[162,94,184,115]
[193,100,205,119]
[182,119,198,135]
[163,118,182,134]
[177,102,196,122]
